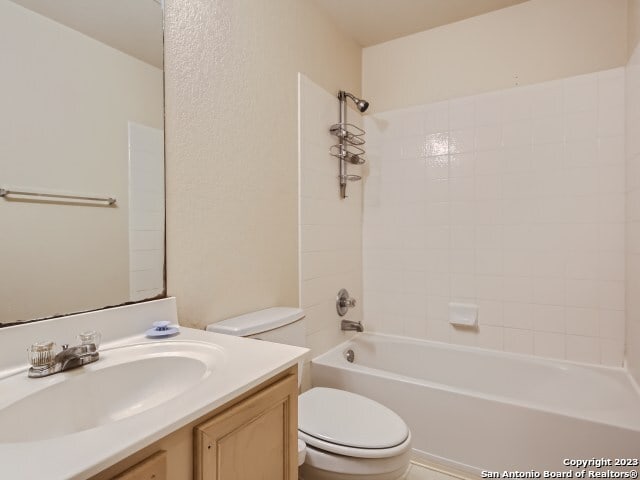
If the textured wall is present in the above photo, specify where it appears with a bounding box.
[363,69,626,366]
[626,0,640,383]
[164,0,361,327]
[363,0,628,113]
[630,0,640,57]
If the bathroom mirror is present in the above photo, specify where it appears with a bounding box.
[0,0,165,326]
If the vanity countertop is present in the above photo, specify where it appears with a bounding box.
[0,298,308,480]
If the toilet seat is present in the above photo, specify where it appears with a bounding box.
[298,387,410,459]
[299,429,412,459]
[301,442,412,479]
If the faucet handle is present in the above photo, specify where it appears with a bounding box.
[341,298,356,308]
[28,341,55,368]
[78,331,101,349]
[336,288,357,316]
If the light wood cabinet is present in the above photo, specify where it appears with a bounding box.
[112,451,167,480]
[195,372,298,480]
[90,367,297,480]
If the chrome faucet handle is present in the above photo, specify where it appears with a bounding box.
[336,288,357,316]
[341,298,356,308]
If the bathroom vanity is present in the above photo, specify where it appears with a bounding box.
[93,365,298,480]
[0,299,307,480]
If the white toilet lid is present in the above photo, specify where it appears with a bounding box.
[298,388,409,450]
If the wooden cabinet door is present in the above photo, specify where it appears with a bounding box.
[195,373,297,480]
[112,451,166,480]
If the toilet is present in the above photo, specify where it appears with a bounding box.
[206,307,412,480]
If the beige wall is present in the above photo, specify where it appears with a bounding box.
[0,1,163,324]
[626,0,640,383]
[164,0,361,328]
[363,0,628,113]
[630,0,640,56]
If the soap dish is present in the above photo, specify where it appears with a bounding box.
[146,320,179,338]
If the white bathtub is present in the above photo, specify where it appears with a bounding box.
[311,333,640,474]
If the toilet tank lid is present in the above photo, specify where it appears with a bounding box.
[206,307,304,337]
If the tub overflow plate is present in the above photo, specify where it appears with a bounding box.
[344,349,355,363]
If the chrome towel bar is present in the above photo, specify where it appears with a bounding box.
[0,188,116,205]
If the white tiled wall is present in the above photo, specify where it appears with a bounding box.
[128,122,165,302]
[626,44,640,382]
[298,74,363,369]
[363,68,626,366]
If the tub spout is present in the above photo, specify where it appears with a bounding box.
[341,319,364,332]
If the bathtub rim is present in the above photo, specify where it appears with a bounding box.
[311,332,640,433]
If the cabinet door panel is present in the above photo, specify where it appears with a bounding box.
[218,403,285,478]
[195,373,297,480]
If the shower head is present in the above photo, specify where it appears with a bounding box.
[340,91,370,113]
[353,97,369,113]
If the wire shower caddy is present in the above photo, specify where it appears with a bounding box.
[329,91,368,198]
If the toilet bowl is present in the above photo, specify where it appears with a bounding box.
[298,439,307,466]
[298,387,411,480]
[206,308,412,480]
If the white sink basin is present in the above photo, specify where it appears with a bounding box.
[0,341,225,443]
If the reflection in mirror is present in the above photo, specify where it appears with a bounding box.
[0,0,165,325]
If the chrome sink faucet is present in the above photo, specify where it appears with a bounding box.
[27,331,101,378]
[341,319,364,332]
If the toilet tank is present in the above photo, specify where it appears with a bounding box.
[206,307,306,347]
